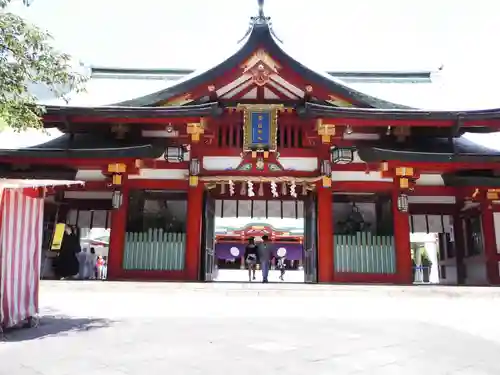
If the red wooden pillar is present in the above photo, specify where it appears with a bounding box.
[392,189,413,284]
[184,183,204,281]
[452,211,466,285]
[107,185,129,280]
[317,184,334,283]
[480,200,500,285]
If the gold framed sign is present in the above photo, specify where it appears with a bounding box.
[238,104,283,152]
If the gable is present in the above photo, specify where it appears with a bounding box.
[112,15,409,109]
[213,49,304,101]
[163,48,354,105]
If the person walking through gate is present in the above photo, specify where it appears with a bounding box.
[257,235,272,283]
[277,254,286,281]
[244,237,259,282]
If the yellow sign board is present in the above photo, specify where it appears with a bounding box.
[51,223,66,251]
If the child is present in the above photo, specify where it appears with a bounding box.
[276,255,286,281]
[102,256,108,280]
[96,255,105,280]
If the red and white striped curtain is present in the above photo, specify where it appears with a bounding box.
[0,188,44,329]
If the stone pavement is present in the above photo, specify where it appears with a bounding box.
[2,281,500,374]
[214,268,305,282]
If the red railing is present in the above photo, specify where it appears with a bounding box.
[216,122,243,148]
[212,121,306,150]
[277,122,304,149]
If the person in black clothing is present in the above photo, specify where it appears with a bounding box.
[244,237,259,282]
[54,225,80,279]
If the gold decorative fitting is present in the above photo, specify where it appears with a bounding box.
[111,124,129,139]
[395,167,414,177]
[263,151,269,159]
[394,126,411,141]
[241,49,281,86]
[163,93,192,106]
[399,177,409,189]
[316,119,336,144]
[472,188,480,199]
[380,162,389,172]
[322,176,332,188]
[186,122,205,142]
[112,174,122,186]
[134,159,144,169]
[326,94,353,108]
[107,163,127,174]
[305,85,313,93]
[487,191,499,200]
[251,151,257,159]
[189,176,199,187]
[207,85,216,92]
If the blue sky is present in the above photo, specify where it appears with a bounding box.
[5,0,500,148]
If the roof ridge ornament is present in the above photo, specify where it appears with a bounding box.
[258,0,265,18]
[237,0,283,44]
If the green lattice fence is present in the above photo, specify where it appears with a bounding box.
[123,229,186,271]
[334,232,396,274]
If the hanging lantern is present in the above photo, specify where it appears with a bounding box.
[164,146,185,162]
[220,183,226,194]
[320,160,332,176]
[397,194,409,213]
[281,182,287,195]
[331,146,354,164]
[189,158,200,175]
[112,191,123,209]
[240,182,246,196]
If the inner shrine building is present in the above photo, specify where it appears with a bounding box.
[2,9,500,285]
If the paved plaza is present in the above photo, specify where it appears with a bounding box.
[214,268,305,282]
[2,281,500,374]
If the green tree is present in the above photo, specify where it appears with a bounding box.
[0,0,85,131]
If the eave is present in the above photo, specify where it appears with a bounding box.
[302,102,500,131]
[43,102,221,122]
[0,163,77,180]
[358,147,500,164]
[0,133,165,159]
[442,172,500,188]
[356,136,500,165]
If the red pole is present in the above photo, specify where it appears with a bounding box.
[107,184,129,280]
[184,184,204,281]
[317,184,334,283]
[480,200,500,285]
[392,189,413,284]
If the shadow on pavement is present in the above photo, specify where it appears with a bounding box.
[2,315,113,342]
